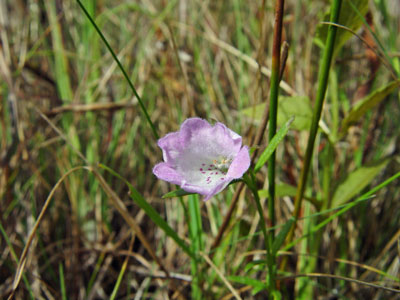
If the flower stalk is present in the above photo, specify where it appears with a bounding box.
[243,173,276,296]
[268,0,285,239]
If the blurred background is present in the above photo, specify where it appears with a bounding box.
[0,0,399,299]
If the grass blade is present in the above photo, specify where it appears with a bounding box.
[188,194,203,299]
[98,164,194,259]
[76,0,159,139]
[59,263,67,300]
[272,217,295,255]
[254,117,293,173]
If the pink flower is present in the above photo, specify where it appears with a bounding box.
[153,118,250,200]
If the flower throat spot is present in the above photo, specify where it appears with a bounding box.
[197,157,232,185]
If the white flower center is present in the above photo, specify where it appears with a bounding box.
[212,157,232,173]
[194,156,232,187]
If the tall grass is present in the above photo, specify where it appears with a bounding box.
[1,0,399,299]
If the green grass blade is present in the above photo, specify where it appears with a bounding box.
[99,164,194,259]
[76,0,159,140]
[228,275,266,295]
[110,236,134,300]
[162,189,194,198]
[188,194,203,300]
[44,0,73,101]
[59,263,67,300]
[254,117,293,173]
[315,0,368,56]
[282,0,343,270]
[0,222,35,300]
[284,171,400,250]
[272,217,295,255]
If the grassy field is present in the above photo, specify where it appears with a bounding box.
[1,0,400,299]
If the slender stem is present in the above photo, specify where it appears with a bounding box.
[280,0,342,271]
[243,173,276,295]
[268,0,285,238]
[76,0,159,140]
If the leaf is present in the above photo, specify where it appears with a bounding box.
[254,118,294,172]
[331,158,390,207]
[340,80,400,136]
[241,96,312,131]
[244,260,267,273]
[258,182,297,198]
[271,290,283,300]
[162,189,194,198]
[272,217,295,255]
[228,275,266,295]
[278,96,312,131]
[315,0,369,55]
[99,164,195,259]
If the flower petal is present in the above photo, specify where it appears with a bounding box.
[153,163,184,186]
[226,146,250,179]
[210,123,242,157]
[203,180,231,201]
[179,118,212,143]
[157,132,182,163]
[178,177,231,201]
[179,121,242,162]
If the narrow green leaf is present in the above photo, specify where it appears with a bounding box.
[188,194,203,300]
[249,146,258,155]
[340,80,400,136]
[258,183,297,198]
[244,260,266,273]
[228,275,266,295]
[315,0,369,55]
[331,158,390,207]
[271,290,283,300]
[44,0,73,101]
[284,171,400,251]
[241,96,312,131]
[59,263,67,300]
[254,117,294,172]
[162,189,194,198]
[272,217,295,255]
[99,164,194,259]
[76,0,159,139]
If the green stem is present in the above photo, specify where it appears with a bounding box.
[268,0,285,240]
[76,0,159,140]
[188,195,203,300]
[281,0,342,270]
[243,173,276,295]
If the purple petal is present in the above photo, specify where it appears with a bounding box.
[226,146,250,179]
[157,132,182,163]
[153,163,184,186]
[179,118,212,143]
[178,120,242,160]
[209,123,242,157]
[203,180,231,201]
